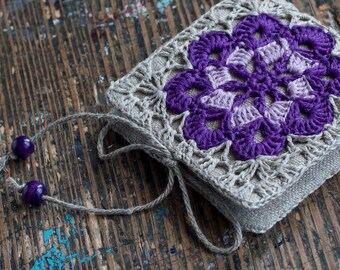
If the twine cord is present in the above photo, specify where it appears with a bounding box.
[1,112,242,254]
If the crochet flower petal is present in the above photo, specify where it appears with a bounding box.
[256,38,291,66]
[163,14,338,160]
[290,25,335,60]
[231,105,262,127]
[286,98,333,135]
[287,77,315,99]
[188,32,234,70]
[164,69,213,114]
[286,51,318,74]
[232,14,291,49]
[184,108,231,149]
[326,56,340,96]
[264,101,293,124]
[231,118,286,160]
[304,56,340,97]
[201,89,238,110]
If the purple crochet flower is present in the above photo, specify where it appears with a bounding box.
[163,14,340,160]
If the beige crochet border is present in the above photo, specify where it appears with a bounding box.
[107,0,340,209]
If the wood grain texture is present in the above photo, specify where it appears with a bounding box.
[0,0,339,269]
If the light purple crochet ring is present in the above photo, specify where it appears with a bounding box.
[164,14,340,160]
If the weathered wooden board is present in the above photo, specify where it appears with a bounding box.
[0,0,339,269]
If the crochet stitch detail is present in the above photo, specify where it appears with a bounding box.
[107,0,340,209]
[163,14,339,160]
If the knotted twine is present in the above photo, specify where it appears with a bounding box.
[1,112,242,255]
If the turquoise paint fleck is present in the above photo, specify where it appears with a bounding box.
[156,0,173,14]
[155,207,167,217]
[32,214,117,269]
[65,214,74,226]
[43,229,54,247]
[31,244,65,270]
[65,252,80,261]
[55,228,70,250]
[80,253,98,263]
[65,214,79,235]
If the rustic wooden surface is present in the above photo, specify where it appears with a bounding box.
[0,0,339,269]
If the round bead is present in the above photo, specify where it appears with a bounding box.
[11,136,35,159]
[22,180,47,207]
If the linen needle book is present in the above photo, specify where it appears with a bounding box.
[107,0,340,241]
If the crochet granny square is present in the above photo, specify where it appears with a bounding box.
[107,0,340,233]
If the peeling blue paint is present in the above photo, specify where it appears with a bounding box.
[65,252,80,261]
[156,0,173,14]
[31,244,66,270]
[43,229,54,247]
[65,213,79,235]
[155,207,167,217]
[31,215,116,269]
[80,253,98,263]
[55,228,70,250]
[65,214,75,226]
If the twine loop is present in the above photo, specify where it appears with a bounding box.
[0,112,242,255]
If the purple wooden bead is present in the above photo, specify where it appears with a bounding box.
[11,136,35,159]
[22,180,47,207]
